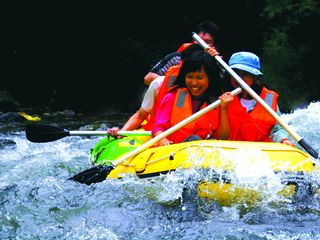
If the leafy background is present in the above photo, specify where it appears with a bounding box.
[1,0,319,114]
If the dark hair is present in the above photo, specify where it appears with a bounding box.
[174,50,222,102]
[223,70,264,94]
[251,82,263,95]
[180,44,203,60]
[195,21,220,41]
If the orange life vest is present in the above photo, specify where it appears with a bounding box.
[176,42,193,53]
[228,87,278,142]
[155,42,194,109]
[167,88,220,143]
[141,66,181,131]
[141,43,192,131]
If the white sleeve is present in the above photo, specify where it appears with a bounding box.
[141,76,165,112]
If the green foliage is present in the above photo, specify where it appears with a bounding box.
[263,0,320,20]
[262,30,307,112]
[261,0,320,112]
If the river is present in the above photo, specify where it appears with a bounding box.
[1,102,320,240]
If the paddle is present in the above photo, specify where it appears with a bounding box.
[69,87,243,185]
[25,124,152,143]
[192,32,319,159]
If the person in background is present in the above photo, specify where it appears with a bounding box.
[107,21,222,138]
[224,51,295,146]
[152,50,233,146]
[107,44,220,137]
[143,20,221,85]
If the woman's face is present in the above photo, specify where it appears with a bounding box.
[185,67,209,97]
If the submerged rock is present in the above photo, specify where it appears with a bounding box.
[0,112,23,122]
[0,112,41,122]
[0,139,16,149]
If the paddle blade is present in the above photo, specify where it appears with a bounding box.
[68,164,115,185]
[26,124,69,143]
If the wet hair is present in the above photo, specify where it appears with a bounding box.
[173,50,222,102]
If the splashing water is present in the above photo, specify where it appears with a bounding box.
[282,101,320,147]
[1,102,320,239]
[230,148,284,197]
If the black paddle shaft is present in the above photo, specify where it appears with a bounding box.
[298,138,319,159]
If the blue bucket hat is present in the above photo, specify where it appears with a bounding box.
[229,52,263,76]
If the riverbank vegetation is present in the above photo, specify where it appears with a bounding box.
[1,1,319,114]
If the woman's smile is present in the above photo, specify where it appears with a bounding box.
[185,67,209,97]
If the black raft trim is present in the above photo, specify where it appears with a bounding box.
[137,170,173,178]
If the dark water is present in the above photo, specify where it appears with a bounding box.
[1,103,320,240]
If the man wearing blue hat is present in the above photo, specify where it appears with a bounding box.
[226,51,294,146]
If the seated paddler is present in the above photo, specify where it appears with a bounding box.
[151,49,233,146]
[223,51,295,146]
